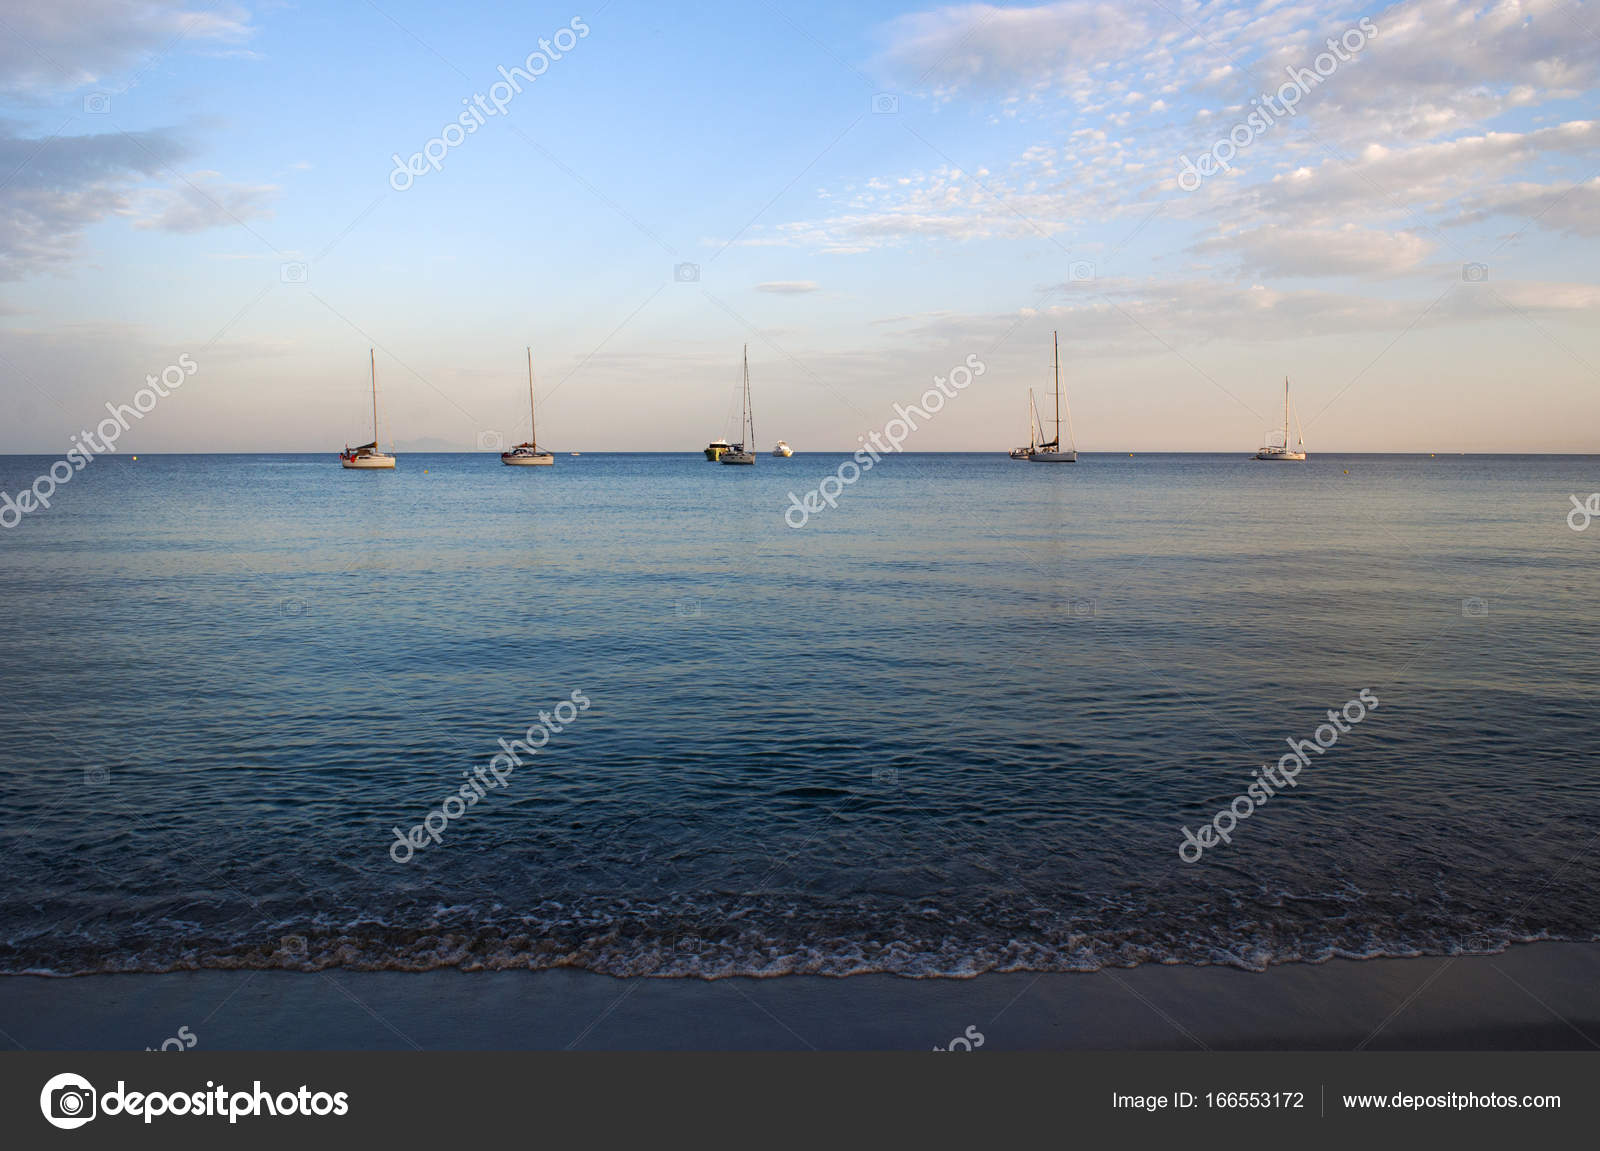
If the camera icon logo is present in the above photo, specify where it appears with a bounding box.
[279,598,309,618]
[83,93,111,114]
[873,93,899,114]
[674,262,700,283]
[1068,260,1096,282]
[280,261,309,283]
[873,765,900,789]
[40,1072,97,1129]
[1462,596,1488,618]
[1067,597,1097,618]
[477,429,504,451]
[1462,262,1489,283]
[674,598,701,619]
[84,766,109,785]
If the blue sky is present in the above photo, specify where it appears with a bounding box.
[1,0,1597,452]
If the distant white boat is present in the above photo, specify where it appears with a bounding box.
[721,347,756,465]
[1254,378,1306,461]
[772,440,793,457]
[502,348,554,466]
[1029,331,1077,463]
[340,350,396,469]
[1010,389,1040,459]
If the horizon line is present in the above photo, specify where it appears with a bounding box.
[3,449,1596,457]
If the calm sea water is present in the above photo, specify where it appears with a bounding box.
[1,452,1596,976]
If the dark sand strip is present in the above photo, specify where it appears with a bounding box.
[3,942,1597,1051]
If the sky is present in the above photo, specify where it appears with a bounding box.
[0,0,1596,453]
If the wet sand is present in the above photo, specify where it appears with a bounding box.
[3,942,1596,1051]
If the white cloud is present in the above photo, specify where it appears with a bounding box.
[0,129,277,275]
[1242,121,1599,226]
[132,171,278,233]
[0,125,186,278]
[877,0,1600,141]
[881,276,1600,360]
[1304,0,1600,138]
[754,280,820,294]
[0,0,253,93]
[804,2,1600,266]
[1451,178,1600,237]
[0,3,265,276]
[1195,224,1434,277]
[876,2,1156,95]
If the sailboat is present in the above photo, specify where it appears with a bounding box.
[1029,331,1077,463]
[720,347,756,465]
[501,347,555,466]
[1254,377,1306,461]
[1009,389,1041,459]
[339,350,396,469]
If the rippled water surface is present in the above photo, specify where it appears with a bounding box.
[1,452,1596,975]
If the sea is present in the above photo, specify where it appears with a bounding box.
[1,451,1596,976]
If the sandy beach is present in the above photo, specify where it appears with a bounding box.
[3,942,1596,1051]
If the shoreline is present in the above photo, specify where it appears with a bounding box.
[4,941,1596,1051]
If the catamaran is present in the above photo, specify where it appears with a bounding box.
[339,350,396,469]
[501,347,554,466]
[1254,377,1306,461]
[1010,389,1041,459]
[720,346,756,465]
[1030,331,1077,463]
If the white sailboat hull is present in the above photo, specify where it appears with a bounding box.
[508,348,555,468]
[1026,334,1076,465]
[724,347,757,467]
[1256,378,1306,460]
[341,351,392,469]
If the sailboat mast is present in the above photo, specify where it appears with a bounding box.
[527,346,536,449]
[370,348,378,443]
[742,344,753,446]
[1284,377,1290,446]
[1053,330,1061,445]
